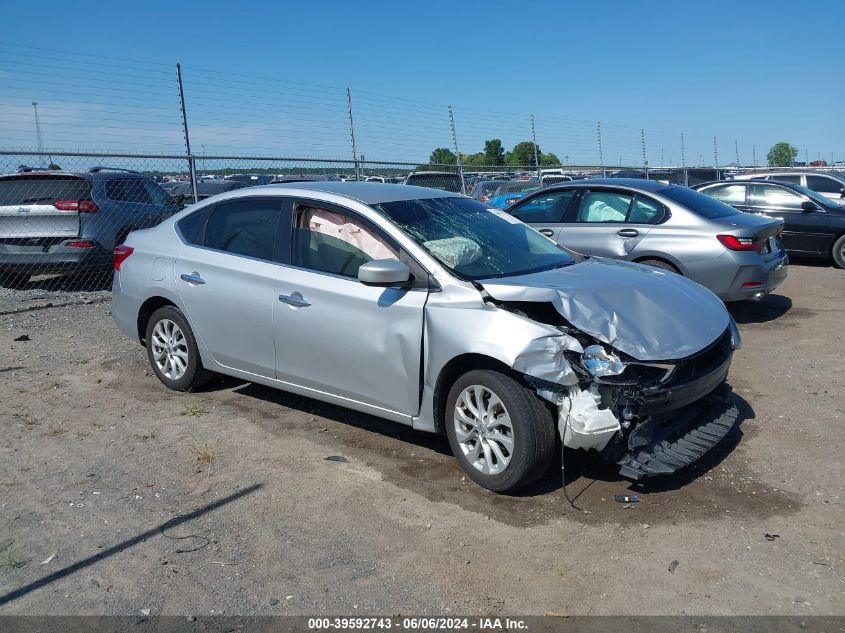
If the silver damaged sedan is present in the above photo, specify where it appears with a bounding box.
[112,182,743,492]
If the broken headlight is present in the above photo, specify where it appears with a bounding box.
[581,345,625,378]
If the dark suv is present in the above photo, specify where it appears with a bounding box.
[0,167,180,284]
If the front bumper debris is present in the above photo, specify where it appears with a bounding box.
[617,396,739,480]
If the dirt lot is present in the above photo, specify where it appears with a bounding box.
[0,262,843,616]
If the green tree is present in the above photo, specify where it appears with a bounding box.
[540,152,561,167]
[483,139,505,165]
[462,152,487,166]
[429,147,457,165]
[767,142,798,167]
[508,141,539,166]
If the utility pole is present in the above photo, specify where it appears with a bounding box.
[735,140,739,167]
[805,149,809,166]
[531,114,540,177]
[753,144,757,167]
[641,128,648,177]
[176,63,198,203]
[680,133,686,168]
[346,88,360,181]
[713,136,718,168]
[597,121,604,176]
[31,101,51,167]
[449,105,466,195]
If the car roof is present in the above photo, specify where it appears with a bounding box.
[549,178,670,191]
[407,171,461,177]
[266,181,462,204]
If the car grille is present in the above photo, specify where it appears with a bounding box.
[670,328,732,384]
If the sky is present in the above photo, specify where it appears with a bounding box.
[1,0,843,167]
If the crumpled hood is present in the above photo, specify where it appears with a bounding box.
[480,258,730,360]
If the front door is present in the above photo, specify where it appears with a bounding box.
[274,201,428,417]
[749,184,830,254]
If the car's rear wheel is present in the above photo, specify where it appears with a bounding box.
[145,306,212,391]
[638,258,681,274]
[445,369,555,492]
[832,234,845,269]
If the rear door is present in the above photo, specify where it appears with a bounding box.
[95,177,178,248]
[506,188,578,242]
[557,188,662,258]
[0,175,86,241]
[748,184,830,254]
[175,196,288,378]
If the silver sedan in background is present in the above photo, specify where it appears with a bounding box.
[112,182,743,492]
[505,179,789,301]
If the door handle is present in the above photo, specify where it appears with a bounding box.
[180,272,206,285]
[539,228,555,237]
[279,292,311,307]
[617,228,639,237]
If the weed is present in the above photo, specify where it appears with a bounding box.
[134,430,158,441]
[13,411,37,429]
[180,404,206,417]
[0,545,18,570]
[45,424,68,437]
[46,381,65,390]
[188,438,217,468]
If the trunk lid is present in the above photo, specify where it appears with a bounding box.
[0,175,88,240]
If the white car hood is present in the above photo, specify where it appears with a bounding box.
[480,258,730,361]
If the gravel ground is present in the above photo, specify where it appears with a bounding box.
[0,262,843,616]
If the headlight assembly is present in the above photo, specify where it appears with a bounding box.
[581,344,625,377]
[728,317,742,350]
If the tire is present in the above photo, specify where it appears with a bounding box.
[638,258,681,274]
[832,234,845,269]
[145,306,213,391]
[444,369,555,493]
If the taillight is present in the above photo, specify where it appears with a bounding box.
[480,195,489,202]
[114,245,134,271]
[53,199,99,213]
[717,234,766,253]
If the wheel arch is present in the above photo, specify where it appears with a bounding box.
[632,254,684,275]
[432,353,519,434]
[137,296,178,344]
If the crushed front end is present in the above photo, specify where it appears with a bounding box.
[499,298,742,481]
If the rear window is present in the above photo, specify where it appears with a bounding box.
[405,174,463,193]
[0,177,91,206]
[660,185,738,219]
[105,178,171,206]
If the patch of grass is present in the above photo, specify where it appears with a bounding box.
[134,430,158,441]
[188,438,217,468]
[13,411,37,429]
[0,545,18,570]
[45,424,68,437]
[180,404,206,418]
[46,381,65,390]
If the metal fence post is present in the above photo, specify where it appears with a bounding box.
[176,63,198,203]
[448,105,466,195]
[753,144,757,167]
[641,128,648,178]
[597,121,605,177]
[531,114,540,178]
[735,140,739,167]
[347,88,361,181]
[713,136,719,181]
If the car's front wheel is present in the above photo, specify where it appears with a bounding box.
[445,369,555,492]
[145,306,212,391]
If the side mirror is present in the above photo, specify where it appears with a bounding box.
[801,200,819,212]
[358,258,411,287]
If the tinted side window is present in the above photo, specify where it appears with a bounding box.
[576,191,631,223]
[766,175,801,184]
[105,179,154,204]
[510,190,575,223]
[806,175,844,194]
[177,206,213,245]
[204,199,281,260]
[291,205,398,278]
[628,195,666,223]
[705,184,746,204]
[750,185,803,210]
